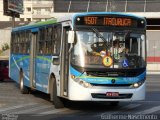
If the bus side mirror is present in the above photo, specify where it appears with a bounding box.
[52,58,60,65]
[68,31,74,43]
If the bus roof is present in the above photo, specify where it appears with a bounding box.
[12,12,145,32]
[12,18,57,32]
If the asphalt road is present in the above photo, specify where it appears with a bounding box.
[0,75,160,120]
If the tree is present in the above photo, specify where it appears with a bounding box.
[1,43,10,51]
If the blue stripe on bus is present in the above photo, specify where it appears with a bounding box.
[10,55,30,86]
[10,54,52,93]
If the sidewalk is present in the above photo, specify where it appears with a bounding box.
[147,70,160,75]
[147,64,160,75]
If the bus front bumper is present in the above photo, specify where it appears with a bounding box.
[68,81,145,101]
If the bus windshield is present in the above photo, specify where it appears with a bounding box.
[71,30,146,69]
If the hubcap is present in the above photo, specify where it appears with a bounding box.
[20,77,23,90]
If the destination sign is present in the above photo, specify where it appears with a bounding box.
[75,15,145,28]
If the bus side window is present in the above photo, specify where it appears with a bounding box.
[26,31,31,54]
[19,32,22,53]
[131,38,138,54]
[52,26,56,54]
[48,27,52,54]
[45,27,52,55]
[13,33,17,53]
[15,33,20,54]
[52,24,62,55]
[19,33,22,54]
[39,28,45,54]
[11,32,15,54]
[19,32,25,54]
[24,32,27,54]
[44,28,48,54]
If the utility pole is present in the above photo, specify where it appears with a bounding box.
[3,0,22,28]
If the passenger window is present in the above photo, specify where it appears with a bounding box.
[52,24,62,55]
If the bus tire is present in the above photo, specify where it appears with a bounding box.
[51,77,64,109]
[110,101,119,106]
[19,72,29,94]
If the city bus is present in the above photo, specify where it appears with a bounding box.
[9,12,147,108]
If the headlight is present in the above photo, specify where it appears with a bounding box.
[72,76,92,88]
[133,83,139,88]
[83,82,90,88]
[130,79,145,88]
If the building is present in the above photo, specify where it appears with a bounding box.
[54,0,160,13]
[0,0,12,21]
[21,0,53,22]
[0,0,53,22]
[0,0,53,56]
[0,21,28,56]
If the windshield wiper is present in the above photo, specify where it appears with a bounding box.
[91,28,110,50]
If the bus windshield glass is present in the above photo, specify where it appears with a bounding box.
[71,30,146,69]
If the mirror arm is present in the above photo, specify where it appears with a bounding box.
[52,57,60,65]
[68,43,73,53]
[68,31,75,43]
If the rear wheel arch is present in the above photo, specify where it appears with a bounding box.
[49,73,64,108]
[19,68,29,94]
[19,68,23,83]
[49,73,56,94]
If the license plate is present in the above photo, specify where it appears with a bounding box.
[106,92,119,97]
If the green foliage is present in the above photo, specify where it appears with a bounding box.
[1,43,10,51]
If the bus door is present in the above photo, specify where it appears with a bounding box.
[30,28,39,88]
[60,23,70,97]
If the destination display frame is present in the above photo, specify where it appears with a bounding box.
[74,15,146,29]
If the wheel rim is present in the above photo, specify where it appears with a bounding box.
[20,76,23,90]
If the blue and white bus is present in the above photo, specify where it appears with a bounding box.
[10,12,147,108]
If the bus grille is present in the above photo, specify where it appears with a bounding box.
[87,71,138,77]
[90,84,132,87]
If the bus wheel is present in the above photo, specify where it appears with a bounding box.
[110,101,119,106]
[19,72,29,94]
[51,77,64,109]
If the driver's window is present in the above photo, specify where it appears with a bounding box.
[130,37,138,54]
[128,33,143,56]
